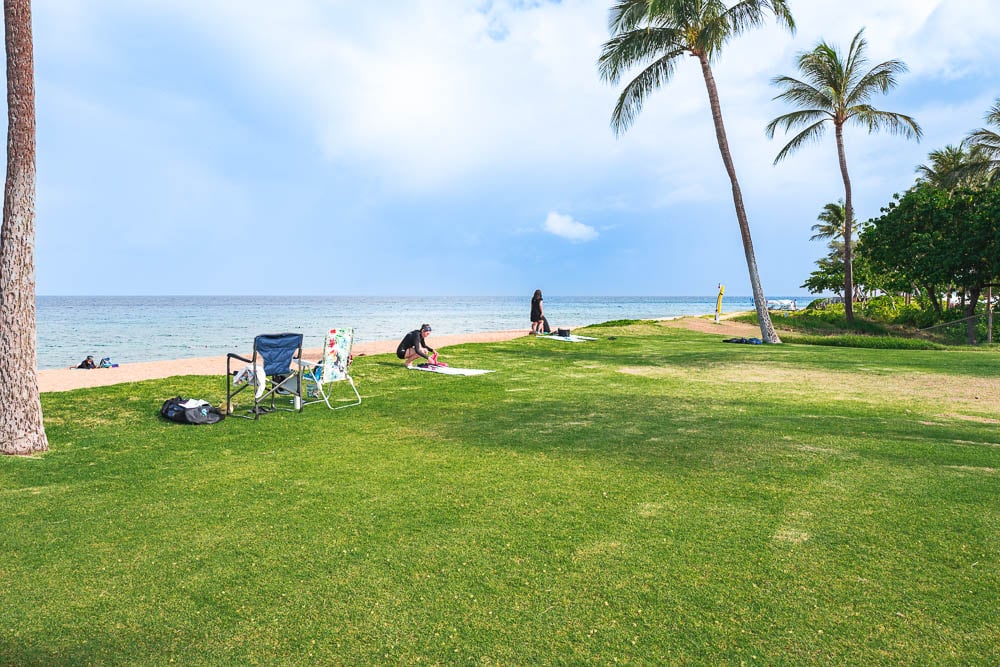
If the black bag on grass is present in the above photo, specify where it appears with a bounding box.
[160,396,225,425]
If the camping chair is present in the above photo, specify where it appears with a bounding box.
[226,332,304,420]
[297,327,361,410]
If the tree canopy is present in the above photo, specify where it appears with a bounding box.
[860,183,1000,342]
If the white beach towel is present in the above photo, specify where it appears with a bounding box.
[408,364,494,376]
[539,334,598,342]
[233,363,267,399]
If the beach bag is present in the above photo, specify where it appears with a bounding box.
[556,328,571,337]
[160,396,225,425]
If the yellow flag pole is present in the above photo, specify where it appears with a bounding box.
[715,283,725,324]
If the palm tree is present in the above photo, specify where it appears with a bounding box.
[965,98,1000,185]
[1,0,48,455]
[599,0,795,344]
[810,199,845,242]
[766,28,921,322]
[915,142,987,189]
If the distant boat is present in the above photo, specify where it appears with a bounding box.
[766,299,798,311]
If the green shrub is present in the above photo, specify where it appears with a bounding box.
[784,333,946,350]
[805,297,842,310]
[892,302,934,328]
[861,295,901,320]
[736,308,890,335]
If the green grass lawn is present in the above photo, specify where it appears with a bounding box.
[3,322,999,664]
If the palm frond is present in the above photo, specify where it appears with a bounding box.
[770,75,833,111]
[765,0,796,31]
[964,98,1000,180]
[797,43,847,102]
[841,29,868,95]
[849,107,922,140]
[608,0,657,35]
[949,155,1000,187]
[968,127,1000,151]
[985,99,1000,124]
[845,59,908,107]
[765,109,828,138]
[722,0,796,38]
[608,51,685,136]
[598,27,686,84]
[914,144,983,188]
[810,200,845,241]
[722,0,769,35]
[772,119,828,164]
[966,126,1000,169]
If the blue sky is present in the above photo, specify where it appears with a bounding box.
[21,0,1000,296]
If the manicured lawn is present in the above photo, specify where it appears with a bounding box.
[3,322,999,664]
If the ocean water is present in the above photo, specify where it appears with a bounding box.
[35,295,806,370]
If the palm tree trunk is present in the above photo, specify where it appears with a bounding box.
[696,53,780,343]
[1,0,48,455]
[834,123,855,322]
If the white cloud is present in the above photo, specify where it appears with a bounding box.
[28,0,1000,295]
[544,211,598,242]
[49,0,999,202]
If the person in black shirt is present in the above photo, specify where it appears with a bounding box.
[77,355,96,369]
[397,324,435,367]
[530,289,544,334]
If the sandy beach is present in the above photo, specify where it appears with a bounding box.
[37,317,761,393]
[38,330,529,393]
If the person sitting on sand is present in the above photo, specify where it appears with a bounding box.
[77,355,96,369]
[397,324,436,368]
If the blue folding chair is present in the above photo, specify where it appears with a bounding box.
[226,333,304,419]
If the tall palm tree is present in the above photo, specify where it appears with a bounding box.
[599,0,795,344]
[965,98,1000,185]
[766,28,921,322]
[1,0,47,455]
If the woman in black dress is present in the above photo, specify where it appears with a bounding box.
[530,289,543,334]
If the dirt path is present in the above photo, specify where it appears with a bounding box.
[660,314,763,337]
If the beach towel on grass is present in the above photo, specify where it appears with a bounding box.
[409,364,494,376]
[539,333,598,342]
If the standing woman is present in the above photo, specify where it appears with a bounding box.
[530,289,544,334]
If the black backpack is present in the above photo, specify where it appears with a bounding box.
[160,396,225,425]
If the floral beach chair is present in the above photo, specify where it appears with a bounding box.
[297,327,361,410]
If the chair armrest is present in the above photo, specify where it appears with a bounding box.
[296,358,322,383]
[296,359,320,375]
[227,353,252,364]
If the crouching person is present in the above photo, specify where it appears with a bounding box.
[397,324,435,368]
